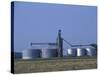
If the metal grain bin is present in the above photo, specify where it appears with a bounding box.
[77,48,87,56]
[22,48,41,59]
[41,48,58,58]
[66,49,69,56]
[67,48,77,56]
[86,48,96,56]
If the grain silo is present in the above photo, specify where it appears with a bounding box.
[66,49,69,56]
[77,48,87,56]
[41,48,58,58]
[86,48,96,56]
[67,48,77,56]
[22,48,41,59]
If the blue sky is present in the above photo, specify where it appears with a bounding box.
[13,2,97,53]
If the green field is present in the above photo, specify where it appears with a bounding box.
[14,57,97,74]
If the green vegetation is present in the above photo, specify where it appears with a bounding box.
[90,43,97,50]
[90,43,97,49]
[14,57,97,73]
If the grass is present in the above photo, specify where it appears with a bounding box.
[14,57,97,73]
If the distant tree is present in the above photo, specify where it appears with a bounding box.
[90,43,97,56]
[90,43,97,50]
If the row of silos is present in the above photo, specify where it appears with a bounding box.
[22,48,58,59]
[22,47,96,59]
[66,48,96,57]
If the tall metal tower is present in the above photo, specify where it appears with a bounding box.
[56,29,63,57]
